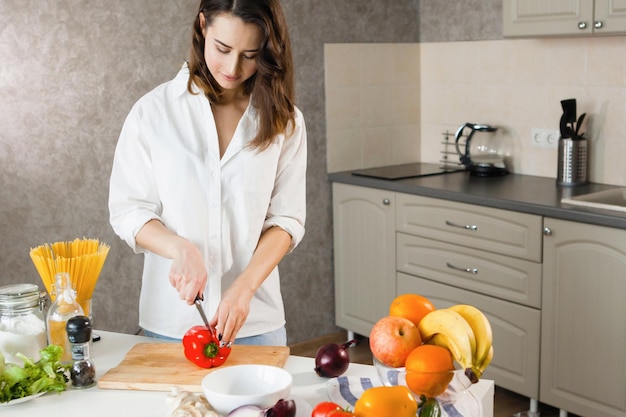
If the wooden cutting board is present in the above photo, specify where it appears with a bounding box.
[98,342,290,392]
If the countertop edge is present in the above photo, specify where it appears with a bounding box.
[328,171,626,230]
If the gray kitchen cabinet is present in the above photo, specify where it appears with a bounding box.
[395,194,543,399]
[503,0,626,37]
[541,218,626,417]
[332,183,396,337]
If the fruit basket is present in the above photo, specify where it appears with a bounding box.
[366,295,494,415]
[373,357,472,403]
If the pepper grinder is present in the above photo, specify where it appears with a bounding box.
[66,315,96,388]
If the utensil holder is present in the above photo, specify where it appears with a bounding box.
[557,138,587,186]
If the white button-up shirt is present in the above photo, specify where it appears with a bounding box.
[109,64,307,338]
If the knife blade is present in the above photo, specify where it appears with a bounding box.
[194,294,216,338]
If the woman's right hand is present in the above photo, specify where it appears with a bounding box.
[136,219,208,304]
[169,241,208,304]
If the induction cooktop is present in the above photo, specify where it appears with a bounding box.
[351,162,465,180]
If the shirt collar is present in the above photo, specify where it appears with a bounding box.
[171,63,257,119]
[171,62,198,99]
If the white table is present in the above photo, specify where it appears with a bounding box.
[6,331,494,416]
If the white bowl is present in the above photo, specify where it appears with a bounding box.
[201,364,292,415]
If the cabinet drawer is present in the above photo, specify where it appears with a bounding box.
[397,272,540,398]
[396,194,543,262]
[397,233,541,308]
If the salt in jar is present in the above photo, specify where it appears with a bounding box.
[0,283,47,365]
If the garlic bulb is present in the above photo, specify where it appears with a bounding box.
[166,387,218,417]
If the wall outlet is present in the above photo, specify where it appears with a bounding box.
[531,128,560,149]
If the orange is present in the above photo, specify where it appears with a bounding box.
[389,293,436,327]
[405,345,455,398]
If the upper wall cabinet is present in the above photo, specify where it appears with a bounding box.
[503,0,626,37]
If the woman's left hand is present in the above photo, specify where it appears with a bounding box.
[211,227,292,344]
[210,281,253,345]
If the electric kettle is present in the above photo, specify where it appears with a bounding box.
[454,122,508,177]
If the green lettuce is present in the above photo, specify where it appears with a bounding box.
[0,345,70,403]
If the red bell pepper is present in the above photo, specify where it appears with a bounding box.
[182,325,231,368]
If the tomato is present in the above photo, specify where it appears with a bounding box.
[311,401,354,417]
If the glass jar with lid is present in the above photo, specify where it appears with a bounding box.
[0,283,48,365]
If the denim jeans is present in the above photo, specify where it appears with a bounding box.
[142,326,287,346]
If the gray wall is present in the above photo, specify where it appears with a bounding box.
[419,0,501,42]
[0,0,420,343]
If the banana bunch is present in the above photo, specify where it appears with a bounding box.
[417,304,493,383]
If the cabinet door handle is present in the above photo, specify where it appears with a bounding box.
[445,220,478,231]
[578,21,588,30]
[446,262,478,274]
[382,198,391,205]
[594,20,603,29]
[543,227,552,236]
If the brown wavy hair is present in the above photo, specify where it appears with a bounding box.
[187,0,295,149]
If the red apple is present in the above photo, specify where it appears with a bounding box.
[369,315,423,368]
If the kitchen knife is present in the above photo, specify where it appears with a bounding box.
[194,294,217,338]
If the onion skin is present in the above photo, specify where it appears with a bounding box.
[264,399,296,417]
[314,339,357,378]
[227,404,263,417]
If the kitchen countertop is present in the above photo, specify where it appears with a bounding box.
[7,331,494,416]
[328,168,626,229]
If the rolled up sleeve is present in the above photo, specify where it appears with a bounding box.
[108,103,162,253]
[262,108,307,252]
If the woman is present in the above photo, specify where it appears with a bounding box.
[108,0,306,347]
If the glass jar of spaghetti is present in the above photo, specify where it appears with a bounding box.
[0,283,47,365]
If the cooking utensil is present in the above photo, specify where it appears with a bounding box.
[560,98,577,137]
[561,98,576,122]
[559,112,571,138]
[194,294,216,338]
[575,112,586,138]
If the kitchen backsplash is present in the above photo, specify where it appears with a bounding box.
[326,37,626,187]
[325,43,421,173]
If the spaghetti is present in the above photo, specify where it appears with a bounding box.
[29,238,110,307]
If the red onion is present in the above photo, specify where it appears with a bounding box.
[264,399,296,417]
[314,339,357,377]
